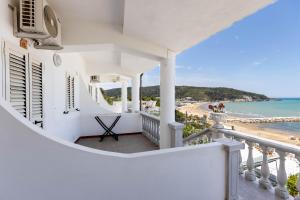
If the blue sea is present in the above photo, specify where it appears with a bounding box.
[225,98,300,133]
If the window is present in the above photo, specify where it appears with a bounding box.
[65,72,77,112]
[29,57,43,128]
[4,43,44,128]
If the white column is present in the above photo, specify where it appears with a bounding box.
[160,50,176,149]
[121,81,128,113]
[131,74,140,112]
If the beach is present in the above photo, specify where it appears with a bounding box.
[177,102,300,146]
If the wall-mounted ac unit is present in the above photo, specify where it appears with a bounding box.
[90,75,100,83]
[13,0,63,50]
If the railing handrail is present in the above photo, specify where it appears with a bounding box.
[140,111,160,122]
[218,128,300,156]
[183,128,211,143]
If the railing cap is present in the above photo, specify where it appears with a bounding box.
[140,112,160,121]
[168,122,184,130]
[219,128,300,155]
[214,138,245,152]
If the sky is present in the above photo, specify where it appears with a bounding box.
[143,0,300,98]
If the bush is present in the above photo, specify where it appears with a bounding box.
[287,174,299,197]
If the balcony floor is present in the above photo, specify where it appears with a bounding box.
[75,133,159,153]
[239,176,293,200]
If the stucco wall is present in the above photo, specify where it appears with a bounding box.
[0,100,226,200]
[0,0,129,142]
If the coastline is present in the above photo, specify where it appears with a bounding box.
[177,102,300,146]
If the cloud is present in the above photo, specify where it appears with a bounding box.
[234,35,240,40]
[253,61,262,66]
[252,57,268,66]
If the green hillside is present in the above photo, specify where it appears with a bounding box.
[103,85,269,101]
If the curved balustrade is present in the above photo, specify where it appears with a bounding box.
[140,112,160,145]
[218,128,300,200]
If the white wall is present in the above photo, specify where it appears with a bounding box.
[80,80,142,136]
[0,100,226,200]
[0,0,130,142]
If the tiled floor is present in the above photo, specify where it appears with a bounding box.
[76,133,159,153]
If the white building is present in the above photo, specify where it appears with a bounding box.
[0,1,299,200]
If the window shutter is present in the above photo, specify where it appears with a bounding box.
[30,58,43,128]
[71,76,75,109]
[6,48,29,118]
[66,74,71,110]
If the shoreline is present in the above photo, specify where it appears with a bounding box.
[177,102,300,146]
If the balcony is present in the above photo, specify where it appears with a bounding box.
[76,133,158,153]
[184,124,300,200]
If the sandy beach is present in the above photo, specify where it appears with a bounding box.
[177,102,300,146]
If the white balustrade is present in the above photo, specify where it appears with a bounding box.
[245,141,256,181]
[275,150,289,199]
[140,112,160,145]
[182,116,300,199]
[218,128,300,200]
[259,145,272,189]
[235,137,244,175]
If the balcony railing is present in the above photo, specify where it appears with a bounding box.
[218,128,300,200]
[185,125,300,200]
[140,112,160,145]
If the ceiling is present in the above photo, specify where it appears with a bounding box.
[48,0,274,76]
[123,0,274,52]
[49,0,124,26]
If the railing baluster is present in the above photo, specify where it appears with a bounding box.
[295,155,300,200]
[245,141,256,181]
[141,112,160,145]
[275,150,289,199]
[259,145,272,190]
[235,137,244,175]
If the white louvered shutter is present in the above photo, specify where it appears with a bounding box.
[29,57,43,128]
[71,76,75,109]
[5,45,29,118]
[66,74,71,110]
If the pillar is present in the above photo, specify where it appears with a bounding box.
[131,74,140,112]
[160,50,176,148]
[121,81,128,113]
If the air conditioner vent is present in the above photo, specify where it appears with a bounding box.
[20,0,36,30]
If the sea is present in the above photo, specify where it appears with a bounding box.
[225,98,300,134]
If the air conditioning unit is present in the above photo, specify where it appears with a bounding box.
[90,75,100,83]
[13,0,63,50]
[112,76,120,83]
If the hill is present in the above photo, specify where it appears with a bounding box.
[103,86,269,101]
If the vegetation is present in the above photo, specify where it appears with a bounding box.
[100,88,115,105]
[176,110,211,138]
[104,85,269,102]
[287,174,299,197]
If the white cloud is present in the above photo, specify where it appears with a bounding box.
[253,61,262,66]
[252,57,268,66]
